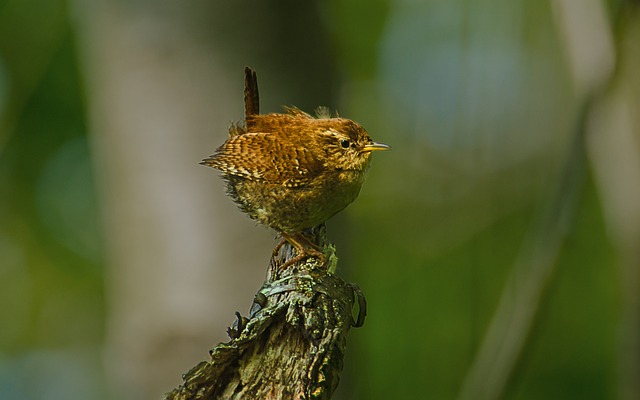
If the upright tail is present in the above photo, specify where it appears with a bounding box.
[244,67,260,128]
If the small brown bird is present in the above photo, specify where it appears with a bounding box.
[202,67,389,264]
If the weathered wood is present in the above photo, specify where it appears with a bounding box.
[164,225,365,400]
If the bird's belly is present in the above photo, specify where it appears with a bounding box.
[227,171,365,233]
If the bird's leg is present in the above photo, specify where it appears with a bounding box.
[272,237,288,258]
[283,232,323,254]
[277,231,325,268]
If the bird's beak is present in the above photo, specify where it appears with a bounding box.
[361,142,391,152]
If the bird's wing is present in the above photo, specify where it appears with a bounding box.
[201,132,322,187]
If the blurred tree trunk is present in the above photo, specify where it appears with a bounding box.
[74,2,270,398]
[73,1,335,398]
[586,7,640,399]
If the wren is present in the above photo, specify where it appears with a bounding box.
[201,67,389,264]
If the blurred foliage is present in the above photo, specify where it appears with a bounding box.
[347,178,617,399]
[0,0,104,398]
[330,1,627,399]
[0,0,635,399]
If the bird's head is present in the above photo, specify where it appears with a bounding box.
[314,118,390,171]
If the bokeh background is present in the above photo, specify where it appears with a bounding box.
[1,0,639,399]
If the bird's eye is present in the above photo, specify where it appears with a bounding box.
[340,139,350,148]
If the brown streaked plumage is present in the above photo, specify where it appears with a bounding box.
[201,67,389,263]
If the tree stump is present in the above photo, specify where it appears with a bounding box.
[164,225,365,400]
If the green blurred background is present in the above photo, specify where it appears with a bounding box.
[1,0,639,399]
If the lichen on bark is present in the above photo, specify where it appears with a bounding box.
[164,225,365,400]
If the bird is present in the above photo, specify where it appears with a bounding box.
[201,67,389,265]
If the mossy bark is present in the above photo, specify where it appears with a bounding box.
[164,225,365,400]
